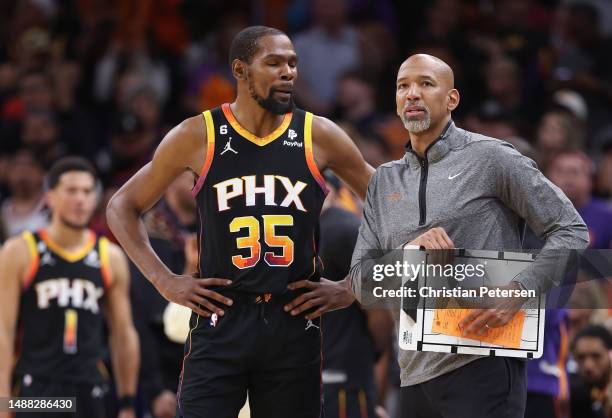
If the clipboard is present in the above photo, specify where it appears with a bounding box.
[398,248,546,359]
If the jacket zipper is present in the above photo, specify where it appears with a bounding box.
[418,158,428,226]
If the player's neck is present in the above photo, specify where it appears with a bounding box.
[230,97,286,137]
[45,221,90,251]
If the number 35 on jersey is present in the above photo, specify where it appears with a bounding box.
[213,174,307,270]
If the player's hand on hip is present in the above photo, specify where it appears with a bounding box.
[459,283,528,337]
[284,278,355,320]
[408,227,454,249]
[156,274,233,318]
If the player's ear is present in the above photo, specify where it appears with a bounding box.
[232,59,247,81]
[45,188,55,211]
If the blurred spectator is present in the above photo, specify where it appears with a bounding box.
[419,0,463,45]
[0,148,47,237]
[183,15,242,113]
[546,150,612,249]
[567,280,608,343]
[536,109,585,170]
[49,60,100,157]
[337,122,389,170]
[551,2,612,135]
[2,70,54,154]
[96,111,155,187]
[356,22,398,105]
[335,70,382,135]
[572,0,612,36]
[595,141,612,200]
[553,89,589,123]
[463,102,520,142]
[122,83,165,143]
[19,70,54,112]
[294,0,360,115]
[93,39,170,106]
[21,109,66,167]
[480,55,532,126]
[570,325,612,418]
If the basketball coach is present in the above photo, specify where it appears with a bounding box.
[349,54,589,418]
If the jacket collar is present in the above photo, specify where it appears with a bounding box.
[404,120,455,169]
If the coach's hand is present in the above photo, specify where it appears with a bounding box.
[156,275,233,318]
[284,278,355,320]
[459,282,529,337]
[408,227,454,249]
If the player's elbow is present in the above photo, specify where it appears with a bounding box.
[106,191,134,234]
[105,192,121,228]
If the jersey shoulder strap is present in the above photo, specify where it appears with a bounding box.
[98,236,113,290]
[21,230,40,291]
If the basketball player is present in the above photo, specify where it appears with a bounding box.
[0,157,140,418]
[106,26,374,418]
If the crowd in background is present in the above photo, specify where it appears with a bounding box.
[1,0,612,417]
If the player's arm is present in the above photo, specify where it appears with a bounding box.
[0,237,29,398]
[106,116,233,317]
[104,242,139,417]
[284,118,375,318]
[311,115,375,200]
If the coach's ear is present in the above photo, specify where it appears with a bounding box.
[232,59,247,81]
[447,89,460,112]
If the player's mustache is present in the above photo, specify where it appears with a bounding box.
[270,84,294,94]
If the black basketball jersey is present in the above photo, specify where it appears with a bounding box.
[191,103,328,294]
[14,229,111,383]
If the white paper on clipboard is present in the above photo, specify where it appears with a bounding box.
[398,248,546,359]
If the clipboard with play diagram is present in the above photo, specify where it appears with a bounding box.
[398,247,546,359]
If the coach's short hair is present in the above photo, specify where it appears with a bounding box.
[228,26,286,67]
[572,325,612,351]
[46,156,97,190]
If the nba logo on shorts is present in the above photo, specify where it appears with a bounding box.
[210,313,218,327]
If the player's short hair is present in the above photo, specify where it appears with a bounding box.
[46,156,98,190]
[572,325,612,351]
[228,26,286,67]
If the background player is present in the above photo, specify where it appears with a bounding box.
[0,157,140,418]
[106,26,373,418]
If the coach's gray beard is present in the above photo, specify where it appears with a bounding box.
[402,113,431,133]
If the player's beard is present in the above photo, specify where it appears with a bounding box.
[59,214,91,231]
[401,103,431,133]
[247,73,294,115]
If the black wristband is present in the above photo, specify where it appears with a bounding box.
[118,395,136,410]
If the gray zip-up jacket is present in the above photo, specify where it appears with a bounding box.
[349,121,589,387]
